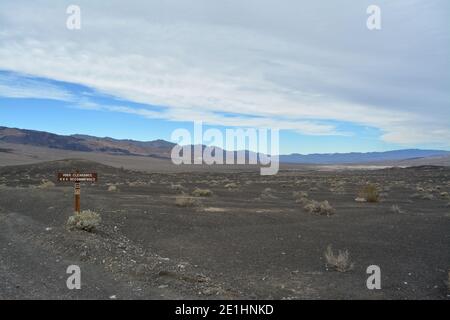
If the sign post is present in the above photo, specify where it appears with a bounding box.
[57,171,98,214]
[74,182,81,213]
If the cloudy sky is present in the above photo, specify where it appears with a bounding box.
[0,0,448,154]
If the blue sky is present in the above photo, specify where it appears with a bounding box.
[0,1,449,154]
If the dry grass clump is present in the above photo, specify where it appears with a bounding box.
[224,182,238,189]
[171,184,186,192]
[294,190,335,216]
[359,184,379,203]
[192,188,213,197]
[421,193,434,200]
[293,191,308,200]
[38,179,55,188]
[293,191,309,205]
[324,245,354,272]
[296,197,310,205]
[330,180,346,193]
[260,187,277,199]
[107,185,118,192]
[411,192,434,200]
[128,181,146,187]
[208,180,220,187]
[390,204,404,214]
[304,200,335,216]
[175,196,199,207]
[67,210,101,232]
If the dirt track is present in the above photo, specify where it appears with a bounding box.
[0,159,449,299]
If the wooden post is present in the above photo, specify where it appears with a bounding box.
[74,182,81,213]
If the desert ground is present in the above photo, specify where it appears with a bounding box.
[0,157,449,300]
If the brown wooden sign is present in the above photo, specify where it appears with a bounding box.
[57,172,98,183]
[57,172,98,213]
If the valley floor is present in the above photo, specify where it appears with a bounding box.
[0,159,449,299]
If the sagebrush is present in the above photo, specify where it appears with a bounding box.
[304,200,335,216]
[324,245,354,272]
[192,188,213,197]
[175,196,198,207]
[359,184,379,202]
[67,210,101,232]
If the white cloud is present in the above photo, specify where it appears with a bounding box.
[0,73,74,101]
[74,100,343,136]
[0,0,448,146]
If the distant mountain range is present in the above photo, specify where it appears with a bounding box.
[1,126,449,165]
[279,149,450,164]
[0,126,175,158]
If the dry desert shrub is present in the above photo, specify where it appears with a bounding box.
[292,191,309,205]
[38,179,55,188]
[359,184,379,203]
[421,193,434,200]
[171,183,186,192]
[390,204,404,214]
[304,200,335,216]
[295,197,310,205]
[224,182,238,189]
[67,210,101,232]
[292,191,308,199]
[207,180,220,186]
[128,181,146,187]
[175,196,198,207]
[260,187,277,199]
[192,188,213,197]
[330,180,346,193]
[411,192,434,200]
[324,245,354,272]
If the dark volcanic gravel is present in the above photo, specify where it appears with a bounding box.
[0,160,449,299]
